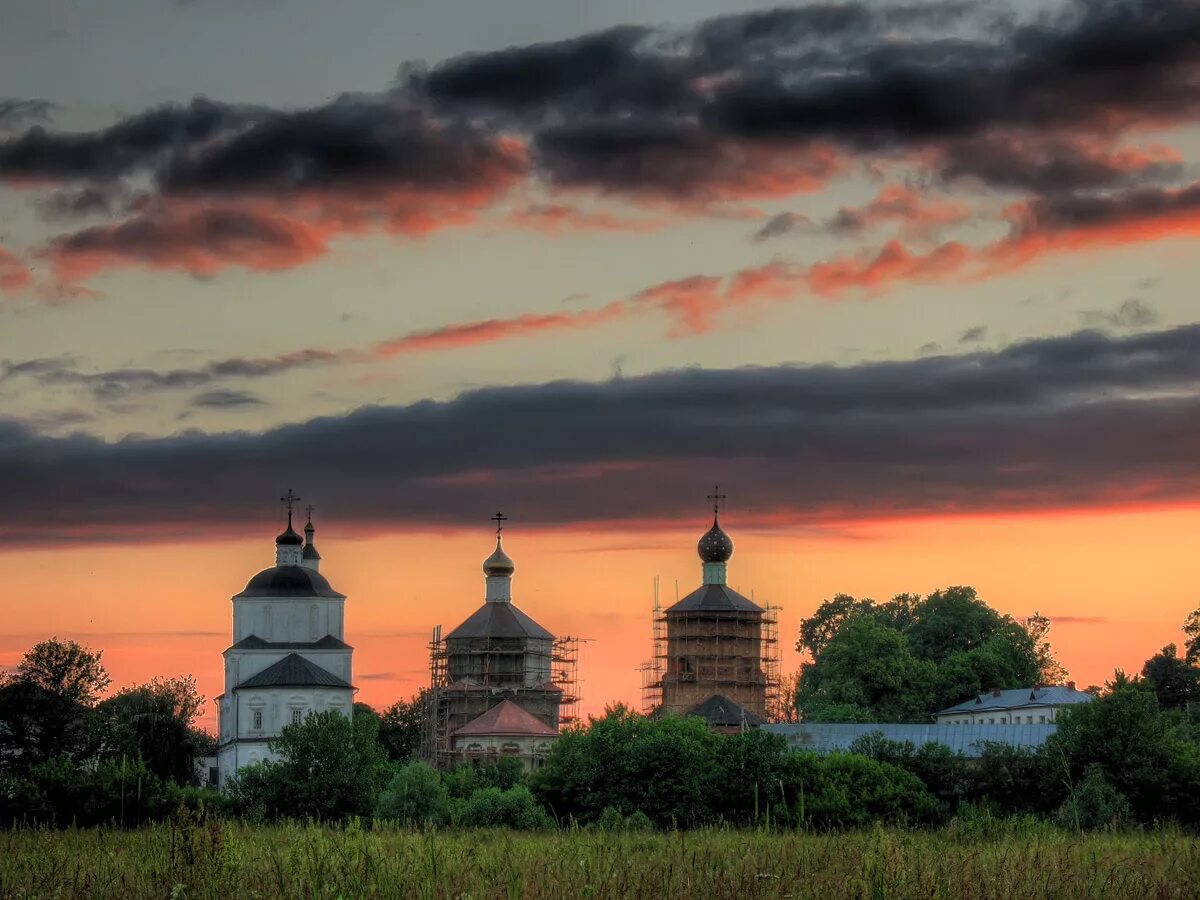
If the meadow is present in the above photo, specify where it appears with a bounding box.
[2,821,1199,900]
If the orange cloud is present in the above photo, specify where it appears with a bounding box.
[0,246,32,293]
[43,205,333,282]
[806,240,973,298]
[372,302,631,356]
[830,185,971,238]
[506,203,670,234]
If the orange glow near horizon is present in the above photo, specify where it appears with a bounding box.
[2,504,1197,733]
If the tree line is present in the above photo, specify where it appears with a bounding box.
[3,585,1200,830]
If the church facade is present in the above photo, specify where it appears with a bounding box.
[216,495,354,788]
[424,520,564,771]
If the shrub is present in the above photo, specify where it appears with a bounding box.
[457,785,552,830]
[1055,766,1133,831]
[375,761,450,826]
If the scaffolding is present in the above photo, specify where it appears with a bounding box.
[421,625,584,767]
[639,576,666,714]
[639,578,784,724]
[420,625,448,767]
[551,636,584,727]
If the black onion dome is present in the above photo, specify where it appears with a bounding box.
[697,517,734,563]
[276,525,303,546]
[236,565,345,598]
[483,537,515,577]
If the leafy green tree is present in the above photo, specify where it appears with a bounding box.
[378,692,426,762]
[795,587,1055,722]
[1184,608,1200,664]
[797,617,936,723]
[0,638,111,767]
[8,638,111,706]
[1026,612,1068,685]
[531,706,721,828]
[228,710,389,821]
[1044,674,1200,825]
[778,750,939,828]
[1141,644,1200,713]
[796,594,875,658]
[95,675,206,784]
[375,761,450,825]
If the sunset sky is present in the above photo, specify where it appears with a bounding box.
[2,0,1199,731]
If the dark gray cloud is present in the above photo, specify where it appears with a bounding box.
[752,211,812,242]
[6,0,1198,221]
[2,323,1199,546]
[190,389,265,409]
[936,134,1185,194]
[1,348,340,402]
[0,98,255,181]
[959,325,988,344]
[1015,181,1200,233]
[0,99,56,131]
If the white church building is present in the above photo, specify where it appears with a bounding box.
[216,493,354,788]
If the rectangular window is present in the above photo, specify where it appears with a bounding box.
[1027,716,1033,724]
[1039,715,1046,723]
[988,717,995,724]
[252,710,263,730]
[292,709,303,725]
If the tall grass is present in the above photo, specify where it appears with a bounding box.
[2,818,1198,899]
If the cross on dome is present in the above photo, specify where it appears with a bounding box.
[280,489,301,528]
[491,511,508,534]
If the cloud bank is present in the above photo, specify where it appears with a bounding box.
[3,323,1199,546]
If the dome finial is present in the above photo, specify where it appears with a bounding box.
[697,488,733,573]
[483,512,516,588]
[707,485,727,524]
[274,489,304,565]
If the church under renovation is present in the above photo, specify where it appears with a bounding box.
[216,491,778,784]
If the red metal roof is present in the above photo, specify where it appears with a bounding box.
[452,700,558,737]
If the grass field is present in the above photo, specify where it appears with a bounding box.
[2,820,1199,899]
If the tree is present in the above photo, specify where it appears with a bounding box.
[1025,612,1069,685]
[378,692,426,762]
[95,676,207,784]
[1184,608,1200,664]
[228,710,389,821]
[7,638,111,706]
[1044,674,1200,825]
[531,705,722,828]
[375,761,450,825]
[796,594,875,658]
[1141,645,1200,713]
[794,587,1055,722]
[796,617,936,723]
[0,638,110,767]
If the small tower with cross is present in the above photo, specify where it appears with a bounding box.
[428,512,564,771]
[652,487,773,728]
[301,504,322,572]
[274,489,305,566]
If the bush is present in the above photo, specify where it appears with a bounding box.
[375,761,450,826]
[1055,766,1133,831]
[789,752,941,829]
[457,785,552,830]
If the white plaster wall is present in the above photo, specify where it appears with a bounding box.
[232,597,345,643]
[936,704,1061,725]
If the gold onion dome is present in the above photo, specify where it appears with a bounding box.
[483,536,515,577]
[697,516,734,563]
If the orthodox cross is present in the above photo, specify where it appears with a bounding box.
[280,489,301,526]
[305,504,316,524]
[491,511,508,535]
[707,486,727,516]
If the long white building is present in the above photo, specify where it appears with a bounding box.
[216,495,354,788]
